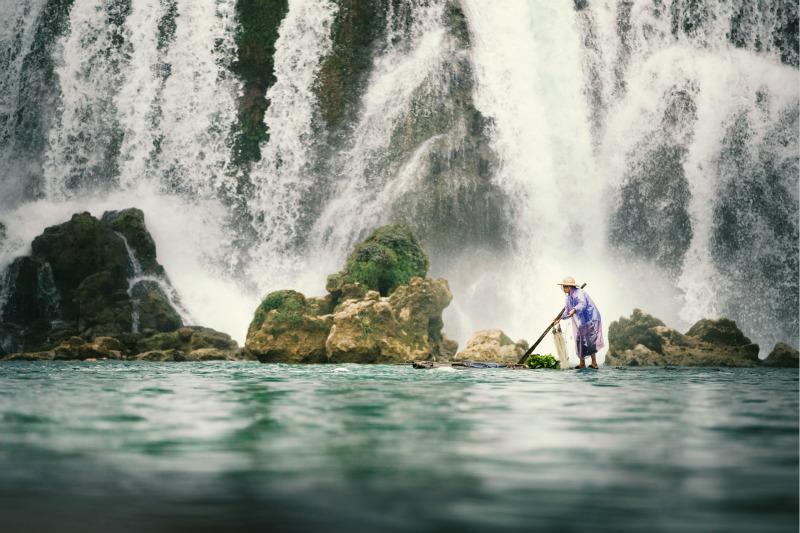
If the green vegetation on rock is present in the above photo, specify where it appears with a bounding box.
[248,289,306,335]
[327,223,430,297]
[230,0,289,165]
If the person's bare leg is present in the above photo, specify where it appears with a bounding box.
[589,354,598,369]
[576,358,586,369]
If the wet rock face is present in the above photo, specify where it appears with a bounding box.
[101,208,164,276]
[31,212,130,320]
[606,310,761,367]
[761,342,799,368]
[456,329,529,364]
[0,209,182,354]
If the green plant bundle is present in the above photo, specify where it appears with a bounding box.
[526,354,560,369]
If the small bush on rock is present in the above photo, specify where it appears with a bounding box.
[327,223,430,297]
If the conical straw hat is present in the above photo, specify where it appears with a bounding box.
[557,276,579,287]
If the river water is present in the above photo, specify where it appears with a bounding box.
[0,363,797,532]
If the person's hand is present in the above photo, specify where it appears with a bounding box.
[553,317,560,326]
[567,309,575,318]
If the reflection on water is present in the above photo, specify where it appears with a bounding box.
[0,363,797,532]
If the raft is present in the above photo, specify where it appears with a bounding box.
[411,360,530,370]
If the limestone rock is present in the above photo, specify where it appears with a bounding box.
[2,351,54,361]
[761,343,799,368]
[246,277,457,364]
[606,310,760,367]
[456,329,529,363]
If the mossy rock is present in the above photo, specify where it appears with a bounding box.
[685,318,751,346]
[608,309,667,354]
[762,342,799,368]
[326,223,430,298]
[31,212,130,318]
[248,290,307,336]
[101,208,164,276]
[130,280,183,333]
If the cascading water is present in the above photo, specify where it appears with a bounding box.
[246,0,339,286]
[117,231,194,333]
[0,0,796,355]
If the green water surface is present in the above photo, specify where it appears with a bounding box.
[0,362,797,532]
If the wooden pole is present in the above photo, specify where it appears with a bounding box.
[517,283,587,365]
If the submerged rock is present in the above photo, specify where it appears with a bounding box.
[606,310,760,367]
[456,329,529,364]
[761,343,799,368]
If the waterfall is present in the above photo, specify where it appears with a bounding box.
[43,0,239,198]
[36,261,61,324]
[310,0,451,254]
[0,0,796,353]
[117,231,194,332]
[246,0,339,285]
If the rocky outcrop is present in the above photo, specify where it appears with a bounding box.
[606,309,760,367]
[2,327,253,362]
[0,209,183,354]
[456,329,529,364]
[0,209,250,362]
[247,224,458,364]
[761,343,799,368]
[247,278,457,364]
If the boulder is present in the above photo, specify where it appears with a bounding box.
[136,326,242,359]
[51,336,125,361]
[246,277,457,364]
[456,329,529,364]
[130,281,182,333]
[247,225,457,364]
[606,310,760,367]
[1,326,246,362]
[326,298,401,363]
[30,212,130,319]
[761,343,799,368]
[1,351,54,361]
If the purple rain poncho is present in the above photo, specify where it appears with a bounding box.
[561,287,605,359]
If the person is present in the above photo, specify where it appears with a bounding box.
[553,277,604,369]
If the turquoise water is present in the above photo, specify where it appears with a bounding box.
[0,362,797,532]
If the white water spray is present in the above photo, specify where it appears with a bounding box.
[247,0,338,289]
